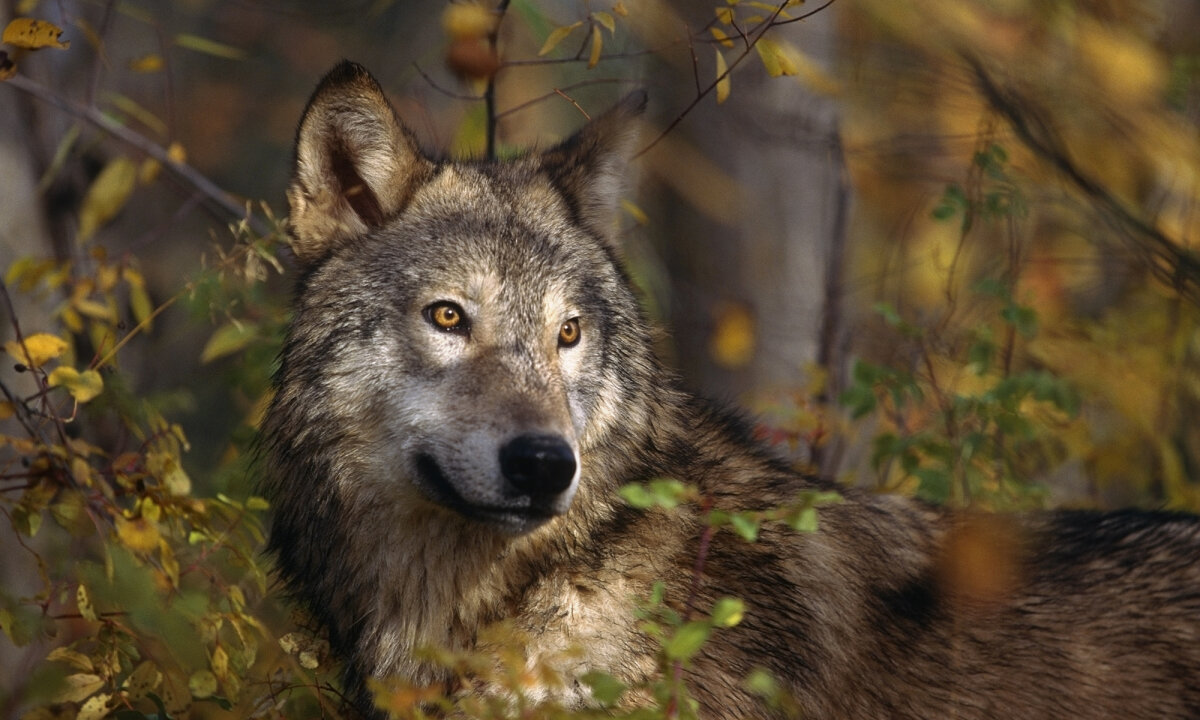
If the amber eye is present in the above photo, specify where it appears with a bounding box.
[558,318,581,347]
[425,302,469,333]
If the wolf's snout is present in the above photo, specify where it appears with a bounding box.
[500,434,577,497]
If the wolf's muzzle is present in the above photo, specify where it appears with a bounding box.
[500,434,577,498]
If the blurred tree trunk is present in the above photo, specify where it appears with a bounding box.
[655,7,847,472]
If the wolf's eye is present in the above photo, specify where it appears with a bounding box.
[425,302,469,333]
[558,318,581,348]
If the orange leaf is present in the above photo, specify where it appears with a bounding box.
[2,18,69,49]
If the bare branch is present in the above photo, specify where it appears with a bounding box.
[968,56,1200,303]
[3,74,267,237]
[638,1,794,157]
[495,78,627,120]
[412,62,484,101]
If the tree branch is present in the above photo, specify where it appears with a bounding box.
[968,56,1200,303]
[3,74,267,237]
[485,0,513,160]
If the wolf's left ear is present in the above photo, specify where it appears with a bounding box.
[541,90,647,243]
[288,61,433,266]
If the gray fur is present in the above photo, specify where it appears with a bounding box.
[263,61,1200,719]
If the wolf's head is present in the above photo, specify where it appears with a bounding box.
[269,62,652,536]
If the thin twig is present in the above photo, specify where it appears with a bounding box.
[773,0,842,25]
[494,78,626,120]
[637,1,794,157]
[413,62,485,101]
[553,88,590,120]
[3,74,266,236]
[686,23,701,96]
[86,0,117,107]
[967,55,1200,303]
[484,0,513,160]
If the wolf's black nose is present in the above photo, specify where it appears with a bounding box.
[500,434,577,497]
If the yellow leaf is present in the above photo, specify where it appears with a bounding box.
[123,661,162,701]
[621,199,649,225]
[200,321,257,363]
[2,18,69,49]
[715,7,735,24]
[76,583,98,622]
[96,263,119,293]
[78,157,137,243]
[160,671,191,716]
[53,673,104,704]
[755,38,792,78]
[715,49,731,104]
[72,295,116,322]
[588,24,603,69]
[167,141,187,165]
[0,401,13,420]
[60,307,83,333]
[115,514,161,554]
[188,669,218,699]
[174,33,245,60]
[710,27,735,48]
[71,456,93,486]
[147,451,191,495]
[105,93,167,137]
[128,53,163,73]
[442,3,495,40]
[47,366,104,403]
[710,303,756,369]
[140,497,161,523]
[46,646,94,673]
[5,333,67,368]
[126,273,154,330]
[613,2,628,17]
[160,540,180,587]
[77,693,112,720]
[139,156,161,184]
[593,11,616,35]
[537,21,582,57]
[211,645,229,679]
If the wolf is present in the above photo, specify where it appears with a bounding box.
[262,60,1200,720]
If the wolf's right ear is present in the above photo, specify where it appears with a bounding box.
[287,61,432,266]
[541,90,647,244]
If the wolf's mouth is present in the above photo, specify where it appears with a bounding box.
[414,453,557,532]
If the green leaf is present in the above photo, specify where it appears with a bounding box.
[710,597,745,628]
[1001,303,1038,338]
[914,468,951,503]
[664,621,711,661]
[730,513,759,542]
[787,505,819,533]
[200,321,257,363]
[581,670,626,705]
[619,483,655,509]
[744,667,781,698]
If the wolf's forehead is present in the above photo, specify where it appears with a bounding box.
[412,164,576,232]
